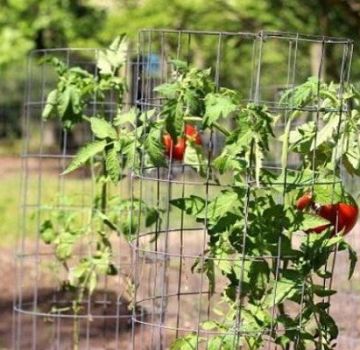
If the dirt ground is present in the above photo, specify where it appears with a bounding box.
[0,156,360,349]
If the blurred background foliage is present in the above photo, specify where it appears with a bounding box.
[1,0,360,142]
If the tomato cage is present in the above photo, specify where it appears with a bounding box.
[13,45,141,350]
[131,29,359,349]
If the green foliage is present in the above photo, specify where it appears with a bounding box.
[166,66,359,349]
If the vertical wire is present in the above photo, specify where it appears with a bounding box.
[232,32,264,350]
[193,32,222,350]
[268,34,298,350]
[31,47,48,350]
[130,29,143,350]
[15,50,34,350]
[325,41,351,314]
[249,40,258,101]
[310,37,327,349]
[174,32,192,340]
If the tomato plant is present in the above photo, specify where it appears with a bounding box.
[139,61,359,349]
[41,45,360,349]
[40,37,161,350]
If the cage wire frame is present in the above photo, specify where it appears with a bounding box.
[130,29,355,349]
[13,46,141,350]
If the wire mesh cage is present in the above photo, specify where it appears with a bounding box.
[14,45,140,350]
[131,29,358,349]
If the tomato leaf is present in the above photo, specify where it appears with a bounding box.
[299,213,330,231]
[42,89,58,119]
[204,92,238,126]
[144,124,167,167]
[184,140,206,176]
[170,195,206,216]
[63,140,107,174]
[105,146,121,183]
[90,117,117,140]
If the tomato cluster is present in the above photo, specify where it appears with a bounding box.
[296,192,358,235]
[163,124,202,161]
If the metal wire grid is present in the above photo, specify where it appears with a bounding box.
[14,47,137,350]
[131,30,354,349]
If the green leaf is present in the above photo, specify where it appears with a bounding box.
[263,278,299,308]
[145,207,160,227]
[114,108,138,127]
[184,140,206,176]
[169,59,188,73]
[312,285,336,297]
[338,241,358,279]
[105,146,121,183]
[97,35,127,75]
[144,125,167,167]
[63,140,107,174]
[170,334,200,350]
[40,219,55,244]
[248,259,270,299]
[163,100,184,142]
[88,271,97,294]
[55,232,76,261]
[154,82,178,99]
[42,89,58,119]
[299,213,330,231]
[57,86,72,118]
[201,321,219,331]
[170,195,206,216]
[90,117,117,140]
[204,190,240,221]
[312,182,343,205]
[204,92,237,126]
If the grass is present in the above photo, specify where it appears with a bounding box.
[0,173,21,245]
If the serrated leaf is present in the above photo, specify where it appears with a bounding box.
[204,93,237,126]
[144,126,166,167]
[299,213,331,231]
[90,117,117,139]
[63,140,107,174]
[312,285,336,297]
[106,146,121,183]
[97,35,127,75]
[339,241,358,279]
[114,108,138,126]
[163,100,184,142]
[184,141,206,176]
[55,232,76,261]
[263,278,299,308]
[154,82,178,99]
[40,219,55,244]
[170,334,199,350]
[145,207,160,227]
[57,86,72,118]
[42,89,58,119]
[204,190,239,221]
[170,196,206,216]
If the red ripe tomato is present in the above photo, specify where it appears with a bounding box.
[313,202,358,235]
[296,192,358,235]
[163,134,186,160]
[296,193,313,210]
[163,124,202,161]
[185,124,202,145]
